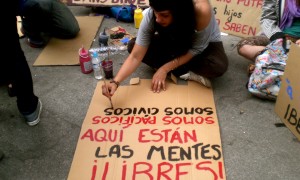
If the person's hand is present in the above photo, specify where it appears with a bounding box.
[296,39,300,46]
[102,80,118,98]
[151,67,168,93]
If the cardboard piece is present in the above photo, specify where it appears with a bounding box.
[33,16,103,66]
[130,77,140,85]
[68,79,226,179]
[171,73,178,84]
[211,0,262,37]
[275,44,300,140]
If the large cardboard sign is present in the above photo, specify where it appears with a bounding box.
[33,16,103,66]
[67,0,262,38]
[68,79,226,179]
[212,0,262,37]
[275,44,300,140]
[69,0,149,7]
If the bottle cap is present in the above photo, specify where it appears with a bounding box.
[92,51,98,58]
[135,8,142,14]
[79,47,88,57]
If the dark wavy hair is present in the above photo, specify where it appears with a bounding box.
[149,0,196,53]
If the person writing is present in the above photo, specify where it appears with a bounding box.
[17,0,80,48]
[237,0,300,63]
[102,0,228,97]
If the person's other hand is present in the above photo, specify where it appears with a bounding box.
[152,67,168,93]
[102,81,118,98]
[296,39,300,46]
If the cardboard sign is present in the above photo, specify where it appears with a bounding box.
[275,44,300,140]
[69,0,148,7]
[33,16,103,66]
[211,0,262,37]
[68,79,226,180]
[68,0,262,38]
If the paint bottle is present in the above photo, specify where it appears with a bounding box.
[134,7,143,29]
[79,46,92,74]
[99,28,109,47]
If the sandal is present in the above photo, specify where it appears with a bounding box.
[237,36,270,52]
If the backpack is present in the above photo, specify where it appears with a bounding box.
[247,38,289,100]
[111,4,136,22]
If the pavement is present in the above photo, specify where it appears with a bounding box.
[1,6,299,180]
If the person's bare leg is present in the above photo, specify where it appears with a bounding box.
[238,45,266,62]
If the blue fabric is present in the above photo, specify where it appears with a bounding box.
[111,5,136,22]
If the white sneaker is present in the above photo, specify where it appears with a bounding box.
[23,99,42,126]
[179,71,212,88]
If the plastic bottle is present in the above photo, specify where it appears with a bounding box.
[134,7,143,29]
[91,51,103,80]
[79,47,92,74]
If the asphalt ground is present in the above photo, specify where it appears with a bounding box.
[0,6,299,180]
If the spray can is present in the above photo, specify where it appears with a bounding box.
[79,46,92,74]
[134,7,143,29]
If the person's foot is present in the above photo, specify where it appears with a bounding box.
[179,71,212,88]
[22,99,42,126]
[27,38,45,48]
[0,150,4,161]
[21,27,45,48]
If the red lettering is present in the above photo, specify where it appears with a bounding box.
[91,160,97,180]
[157,162,173,180]
[122,161,127,180]
[102,162,109,180]
[196,161,218,180]
[80,129,123,142]
[138,129,151,143]
[133,162,153,180]
[80,129,94,141]
[218,161,224,179]
[237,0,263,8]
[175,163,192,180]
[91,160,223,179]
[138,129,197,143]
[206,116,215,124]
[162,116,215,125]
[216,0,231,3]
[223,22,256,36]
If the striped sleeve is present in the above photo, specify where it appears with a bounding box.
[260,0,283,39]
